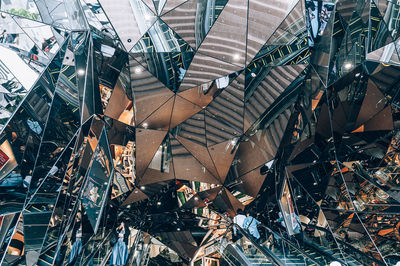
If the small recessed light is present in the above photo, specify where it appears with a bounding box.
[194,197,199,200]
[233,54,240,61]
[177,228,181,231]
[250,72,256,78]
[344,62,353,70]
[157,201,162,206]
[77,69,85,76]
[140,186,145,190]
[135,67,142,74]
[142,122,148,128]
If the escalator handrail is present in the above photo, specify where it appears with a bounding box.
[216,224,251,266]
[301,222,385,265]
[259,224,323,265]
[81,230,113,265]
[232,224,284,266]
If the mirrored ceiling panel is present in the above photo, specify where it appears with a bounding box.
[1,0,400,265]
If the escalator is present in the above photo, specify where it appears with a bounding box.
[37,244,56,266]
[220,224,347,265]
[301,223,385,266]
[219,225,316,265]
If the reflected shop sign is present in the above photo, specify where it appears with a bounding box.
[0,149,9,170]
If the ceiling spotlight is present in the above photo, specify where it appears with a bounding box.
[140,186,146,190]
[142,122,148,128]
[177,227,181,231]
[77,69,85,76]
[250,72,256,78]
[329,262,342,266]
[157,201,162,206]
[135,67,142,74]
[233,54,240,61]
[344,62,353,70]
[194,197,199,200]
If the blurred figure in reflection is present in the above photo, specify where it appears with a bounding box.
[42,37,56,52]
[291,212,304,246]
[28,46,39,61]
[277,212,304,246]
[277,212,286,228]
[276,212,290,255]
[68,212,83,265]
[0,30,6,42]
[5,33,18,44]
[110,221,130,266]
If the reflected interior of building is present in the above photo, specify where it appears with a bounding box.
[0,0,399,265]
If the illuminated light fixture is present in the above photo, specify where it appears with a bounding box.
[329,261,341,266]
[194,197,199,200]
[140,186,145,190]
[157,201,162,206]
[142,122,148,128]
[251,72,256,78]
[134,67,142,74]
[177,228,181,231]
[144,14,152,21]
[233,54,240,61]
[344,62,353,70]
[77,69,85,76]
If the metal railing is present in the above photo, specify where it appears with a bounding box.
[301,223,385,265]
[232,224,284,266]
[260,224,323,265]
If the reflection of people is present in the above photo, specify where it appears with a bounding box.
[243,211,261,240]
[42,37,56,52]
[5,33,18,44]
[110,221,130,266]
[0,30,6,43]
[276,212,290,254]
[232,209,246,246]
[306,0,318,42]
[291,213,304,246]
[277,212,286,228]
[28,46,39,61]
[68,213,83,265]
[277,211,304,246]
